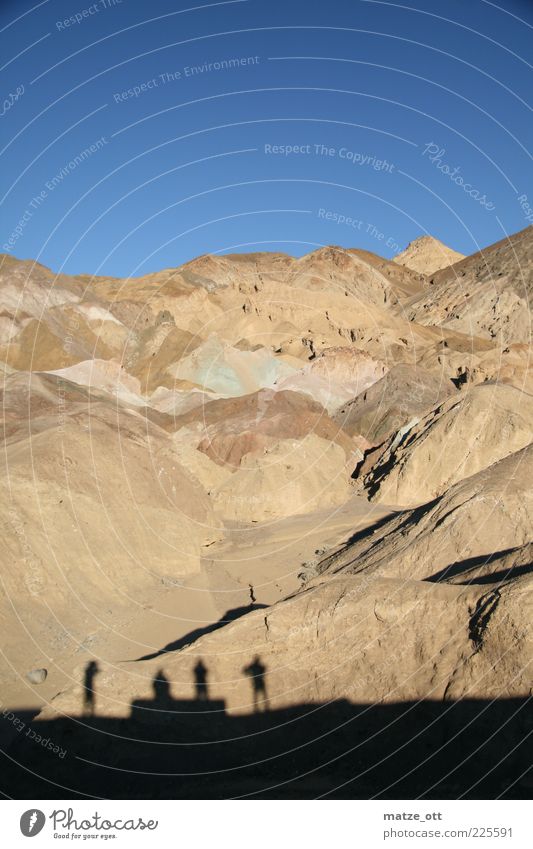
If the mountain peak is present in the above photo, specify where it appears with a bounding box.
[393,235,465,275]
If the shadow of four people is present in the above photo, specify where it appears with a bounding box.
[83,655,269,716]
[8,658,530,798]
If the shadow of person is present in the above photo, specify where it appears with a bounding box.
[193,659,209,701]
[83,661,100,717]
[243,655,268,713]
[152,669,171,707]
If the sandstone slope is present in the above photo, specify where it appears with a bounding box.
[334,362,457,444]
[360,382,533,506]
[320,443,533,584]
[1,370,222,669]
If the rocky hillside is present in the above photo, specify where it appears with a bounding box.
[1,228,532,798]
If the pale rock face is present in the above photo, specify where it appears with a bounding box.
[170,335,298,396]
[172,387,356,470]
[212,434,356,522]
[46,358,145,406]
[276,346,388,412]
[148,385,219,415]
[0,257,81,317]
[171,426,233,491]
[0,314,22,344]
[75,303,123,325]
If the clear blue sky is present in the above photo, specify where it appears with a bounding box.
[1,0,532,276]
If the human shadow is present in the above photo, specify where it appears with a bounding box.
[133,604,267,662]
[193,659,209,701]
[243,655,268,712]
[83,660,99,717]
[152,669,171,706]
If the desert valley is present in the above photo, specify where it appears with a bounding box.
[1,225,532,798]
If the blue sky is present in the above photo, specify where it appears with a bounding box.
[1,0,532,276]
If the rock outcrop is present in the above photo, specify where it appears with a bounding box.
[360,383,533,506]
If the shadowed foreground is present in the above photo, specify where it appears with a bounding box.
[2,696,531,799]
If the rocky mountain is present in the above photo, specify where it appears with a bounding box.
[406,225,533,344]
[1,227,531,798]
[394,235,465,275]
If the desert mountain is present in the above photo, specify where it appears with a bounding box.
[406,225,533,344]
[394,235,465,275]
[1,228,532,798]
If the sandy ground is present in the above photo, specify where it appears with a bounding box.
[0,494,393,729]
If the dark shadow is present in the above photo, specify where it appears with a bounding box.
[83,661,99,717]
[243,655,268,712]
[342,511,397,549]
[425,548,532,584]
[365,451,405,500]
[351,441,387,480]
[152,669,171,706]
[0,708,41,753]
[451,371,469,389]
[133,604,267,662]
[3,693,531,800]
[318,501,439,578]
[459,563,533,585]
[349,499,439,553]
[193,659,209,701]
